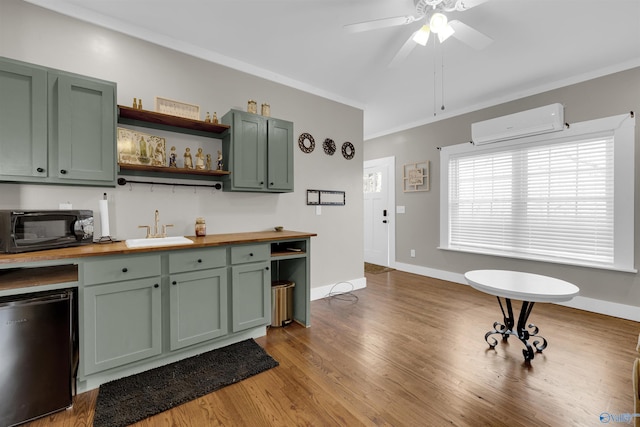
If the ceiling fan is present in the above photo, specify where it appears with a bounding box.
[344,0,493,67]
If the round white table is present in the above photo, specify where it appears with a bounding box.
[464,270,580,362]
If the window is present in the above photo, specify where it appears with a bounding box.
[363,171,382,193]
[439,113,635,272]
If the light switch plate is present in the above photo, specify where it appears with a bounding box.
[396,206,405,214]
[315,206,322,215]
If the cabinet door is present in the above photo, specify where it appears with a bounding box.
[231,261,270,332]
[49,72,116,184]
[169,268,228,350]
[83,277,161,375]
[231,112,266,190]
[0,59,48,179]
[267,118,294,191]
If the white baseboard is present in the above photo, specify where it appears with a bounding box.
[393,262,640,322]
[310,277,367,301]
[557,297,640,322]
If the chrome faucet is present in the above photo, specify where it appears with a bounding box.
[139,210,173,238]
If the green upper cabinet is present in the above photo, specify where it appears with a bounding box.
[49,72,116,184]
[221,109,293,193]
[0,59,48,179]
[0,57,116,186]
[267,118,294,191]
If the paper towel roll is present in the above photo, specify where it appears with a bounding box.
[99,199,110,237]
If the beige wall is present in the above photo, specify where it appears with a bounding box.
[0,0,365,295]
[365,67,640,317]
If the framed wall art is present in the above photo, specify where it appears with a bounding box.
[306,189,346,206]
[117,127,166,167]
[403,161,430,192]
[155,96,200,120]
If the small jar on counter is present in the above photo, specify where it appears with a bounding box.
[195,217,206,236]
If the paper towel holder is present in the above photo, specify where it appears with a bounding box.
[97,192,115,244]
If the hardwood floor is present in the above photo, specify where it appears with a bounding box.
[26,270,639,426]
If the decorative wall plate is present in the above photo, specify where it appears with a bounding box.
[298,133,315,153]
[341,141,355,160]
[323,138,336,155]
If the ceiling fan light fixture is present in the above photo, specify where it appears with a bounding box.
[412,25,431,46]
[437,23,455,42]
[429,12,448,33]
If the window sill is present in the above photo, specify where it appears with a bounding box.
[437,246,637,274]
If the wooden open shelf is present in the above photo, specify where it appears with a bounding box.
[0,264,78,292]
[118,163,230,177]
[118,105,229,136]
[271,250,307,258]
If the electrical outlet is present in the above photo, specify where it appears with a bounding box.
[315,206,322,215]
[410,249,416,257]
[59,202,72,210]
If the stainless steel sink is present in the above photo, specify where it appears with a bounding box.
[124,236,194,248]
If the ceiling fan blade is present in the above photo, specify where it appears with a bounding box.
[344,15,419,33]
[388,33,420,68]
[455,0,491,11]
[448,20,493,50]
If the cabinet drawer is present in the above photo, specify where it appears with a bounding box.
[83,254,161,285]
[169,247,227,273]
[230,244,270,264]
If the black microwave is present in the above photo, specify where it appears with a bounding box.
[0,210,94,253]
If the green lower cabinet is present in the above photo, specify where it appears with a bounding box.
[83,277,162,375]
[231,261,271,332]
[169,267,228,351]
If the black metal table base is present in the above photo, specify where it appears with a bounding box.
[484,297,548,362]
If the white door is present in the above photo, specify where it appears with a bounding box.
[363,156,394,266]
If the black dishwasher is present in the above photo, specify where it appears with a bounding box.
[0,288,77,427]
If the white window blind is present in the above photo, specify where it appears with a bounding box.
[439,113,635,272]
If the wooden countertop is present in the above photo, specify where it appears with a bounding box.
[0,230,316,265]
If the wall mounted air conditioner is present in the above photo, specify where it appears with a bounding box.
[471,103,564,145]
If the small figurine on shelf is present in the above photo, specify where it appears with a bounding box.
[216,150,223,171]
[195,148,205,170]
[205,112,211,123]
[137,98,143,110]
[212,112,218,124]
[206,154,212,170]
[169,146,177,167]
[153,142,165,166]
[184,147,193,169]
[133,97,137,108]
[139,136,148,158]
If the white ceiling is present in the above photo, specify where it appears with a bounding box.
[27,0,640,139]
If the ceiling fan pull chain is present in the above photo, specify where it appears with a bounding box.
[441,44,446,111]
[433,36,437,116]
